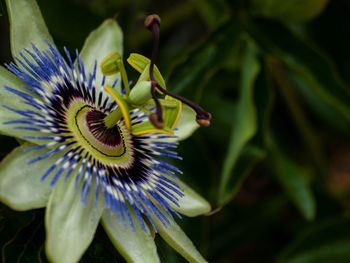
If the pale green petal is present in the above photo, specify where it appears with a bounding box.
[5,0,54,65]
[0,66,51,144]
[174,104,200,141]
[170,178,211,217]
[0,66,26,137]
[45,175,104,263]
[0,143,59,210]
[154,216,208,263]
[102,210,160,263]
[79,19,123,91]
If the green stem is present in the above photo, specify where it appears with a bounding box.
[104,108,123,128]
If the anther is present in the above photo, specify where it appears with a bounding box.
[154,82,212,127]
[150,81,164,128]
[144,14,161,30]
[196,112,212,127]
[149,113,164,129]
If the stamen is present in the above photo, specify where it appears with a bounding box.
[153,81,212,127]
[145,14,212,128]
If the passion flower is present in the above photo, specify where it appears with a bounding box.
[0,0,211,262]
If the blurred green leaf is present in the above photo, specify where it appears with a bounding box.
[0,206,48,263]
[278,219,350,263]
[195,0,230,29]
[214,62,274,207]
[168,21,242,100]
[251,0,329,24]
[210,196,287,261]
[2,213,46,263]
[271,152,316,221]
[246,19,350,135]
[218,40,260,206]
[221,143,265,202]
[267,58,326,172]
[289,66,350,135]
[252,62,275,146]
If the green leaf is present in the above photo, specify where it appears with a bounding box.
[173,104,199,141]
[1,211,46,263]
[0,143,64,211]
[168,21,242,99]
[195,0,230,29]
[222,144,266,205]
[266,58,326,173]
[218,40,260,205]
[5,0,54,66]
[45,174,104,263]
[271,152,316,221]
[278,219,350,263]
[246,19,350,135]
[154,216,207,263]
[101,210,160,263]
[79,19,123,91]
[251,0,329,24]
[166,176,211,217]
[289,66,350,135]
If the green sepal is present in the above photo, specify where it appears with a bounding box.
[100,51,122,75]
[104,86,131,129]
[131,121,174,136]
[127,53,167,90]
[129,81,152,105]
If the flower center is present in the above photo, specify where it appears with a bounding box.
[66,100,134,168]
[85,109,122,147]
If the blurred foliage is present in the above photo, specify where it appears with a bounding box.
[2,0,350,262]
